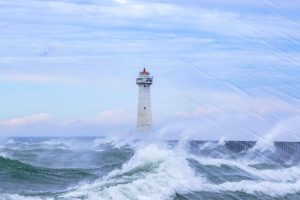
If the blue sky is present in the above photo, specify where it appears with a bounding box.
[0,0,300,140]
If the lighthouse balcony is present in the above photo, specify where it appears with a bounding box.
[136,78,153,84]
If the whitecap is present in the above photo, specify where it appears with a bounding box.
[62,144,203,200]
[189,155,300,182]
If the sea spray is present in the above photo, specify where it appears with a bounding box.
[1,138,300,200]
[63,144,202,200]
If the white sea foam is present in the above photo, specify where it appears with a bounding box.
[189,155,300,182]
[32,138,112,152]
[0,152,8,158]
[200,180,300,196]
[60,144,300,199]
[0,194,50,200]
[92,138,113,149]
[3,141,300,200]
[0,146,8,158]
[61,145,300,199]
[62,144,202,200]
[6,139,16,145]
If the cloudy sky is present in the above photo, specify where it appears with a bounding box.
[0,0,300,140]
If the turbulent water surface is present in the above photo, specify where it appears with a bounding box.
[0,137,300,200]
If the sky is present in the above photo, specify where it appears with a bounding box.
[0,0,300,140]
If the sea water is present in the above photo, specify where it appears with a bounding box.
[0,137,300,200]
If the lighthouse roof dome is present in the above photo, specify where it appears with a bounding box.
[140,68,150,75]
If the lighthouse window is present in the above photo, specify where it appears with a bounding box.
[144,107,146,109]
[144,85,146,87]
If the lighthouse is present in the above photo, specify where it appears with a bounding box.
[136,68,153,132]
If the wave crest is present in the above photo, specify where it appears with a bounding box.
[63,144,202,200]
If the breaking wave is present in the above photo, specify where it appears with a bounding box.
[62,145,201,200]
[1,138,300,200]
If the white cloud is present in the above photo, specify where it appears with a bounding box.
[0,109,134,128]
[0,94,299,140]
[77,109,135,126]
[0,113,54,127]
[0,109,135,137]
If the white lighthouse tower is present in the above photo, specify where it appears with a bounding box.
[136,68,153,132]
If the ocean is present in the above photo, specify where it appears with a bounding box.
[0,137,300,200]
